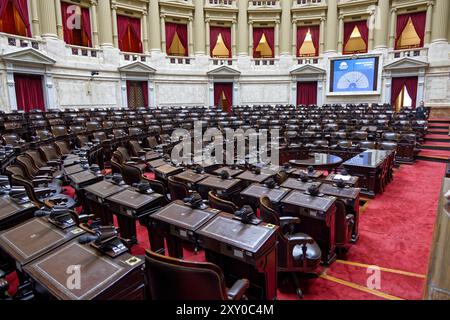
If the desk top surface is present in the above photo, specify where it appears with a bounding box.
[325,174,359,185]
[281,178,319,191]
[319,184,360,200]
[151,201,220,231]
[0,218,84,265]
[291,169,324,179]
[241,184,290,203]
[197,176,242,190]
[174,170,209,184]
[63,156,81,167]
[290,153,343,167]
[23,241,143,300]
[282,190,336,212]
[236,171,272,183]
[344,150,391,168]
[84,180,126,199]
[213,167,244,178]
[107,189,163,210]
[197,214,277,253]
[148,159,167,168]
[155,164,182,175]
[63,165,85,176]
[0,196,35,221]
[68,171,102,184]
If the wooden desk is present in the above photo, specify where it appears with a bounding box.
[67,170,103,190]
[280,178,319,192]
[154,164,183,182]
[84,180,126,226]
[291,169,324,180]
[319,184,361,243]
[63,164,85,176]
[0,218,84,285]
[143,150,161,161]
[23,241,145,300]
[106,189,164,244]
[0,196,36,231]
[149,201,219,258]
[281,191,337,265]
[241,184,290,209]
[290,153,343,173]
[213,167,244,178]
[197,214,278,300]
[63,155,81,167]
[174,170,209,185]
[236,171,273,185]
[196,176,243,199]
[343,150,392,198]
[324,174,360,188]
[148,159,167,169]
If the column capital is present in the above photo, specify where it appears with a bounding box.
[160,14,166,19]
[390,8,397,14]
[142,10,148,16]
[338,15,344,21]
[111,4,118,10]
[188,17,193,22]
[320,17,326,22]
[248,20,253,25]
[427,1,435,7]
[90,0,98,6]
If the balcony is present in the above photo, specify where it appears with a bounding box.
[296,56,322,65]
[388,47,428,61]
[0,32,43,51]
[206,0,234,6]
[67,44,102,59]
[210,57,236,66]
[167,56,192,65]
[120,52,149,63]
[249,0,280,10]
[252,58,279,66]
[295,0,323,6]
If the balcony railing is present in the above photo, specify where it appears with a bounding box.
[295,0,323,6]
[210,57,236,66]
[249,0,279,9]
[388,47,428,60]
[167,56,192,65]
[67,44,102,58]
[252,58,278,66]
[206,0,233,5]
[0,32,43,50]
[296,56,321,65]
[120,52,149,62]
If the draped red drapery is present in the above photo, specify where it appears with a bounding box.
[297,82,317,106]
[0,0,31,37]
[117,15,142,53]
[165,22,189,56]
[210,26,232,58]
[142,81,148,108]
[214,83,233,113]
[253,27,274,58]
[391,77,418,109]
[343,20,368,54]
[14,74,45,112]
[297,25,320,57]
[61,2,92,47]
[395,11,426,49]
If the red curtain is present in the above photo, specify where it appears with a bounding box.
[14,74,45,112]
[297,25,320,57]
[214,83,233,112]
[0,0,31,37]
[165,22,188,56]
[297,82,317,106]
[391,77,418,109]
[343,20,368,53]
[395,12,426,49]
[253,27,274,58]
[61,3,92,47]
[117,15,142,53]
[81,7,92,47]
[142,81,148,108]
[210,26,232,58]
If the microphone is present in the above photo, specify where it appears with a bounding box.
[78,235,98,245]
[133,182,152,194]
[299,172,310,183]
[219,170,230,180]
[264,178,277,189]
[194,165,205,174]
[307,184,321,197]
[307,166,315,175]
[35,209,50,218]
[183,192,204,209]
[234,206,259,225]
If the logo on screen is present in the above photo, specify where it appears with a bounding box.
[339,62,348,70]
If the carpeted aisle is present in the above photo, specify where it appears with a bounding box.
[6,161,445,300]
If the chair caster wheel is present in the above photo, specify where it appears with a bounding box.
[296,289,304,299]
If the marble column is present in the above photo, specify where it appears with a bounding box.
[319,17,326,54]
[39,0,58,38]
[374,0,390,49]
[279,0,292,55]
[291,20,297,56]
[142,11,149,53]
[248,21,253,57]
[188,18,194,56]
[231,20,237,57]
[432,0,449,42]
[337,15,344,54]
[389,8,397,48]
[193,0,205,55]
[368,11,375,51]
[325,0,338,53]
[160,15,166,53]
[237,0,248,56]
[274,21,280,57]
[149,0,161,52]
[30,0,41,37]
[111,4,118,48]
[54,0,63,40]
[424,1,434,45]
[90,0,99,47]
[97,0,113,47]
[205,19,210,56]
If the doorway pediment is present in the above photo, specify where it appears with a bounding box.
[1,48,56,65]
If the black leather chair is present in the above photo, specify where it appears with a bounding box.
[208,191,238,214]
[145,250,249,300]
[260,196,321,298]
[168,176,191,201]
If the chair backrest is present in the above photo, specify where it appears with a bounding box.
[2,133,23,146]
[54,141,70,155]
[76,135,90,147]
[145,250,228,300]
[142,176,170,205]
[110,152,122,174]
[208,191,238,214]
[5,165,26,179]
[121,163,142,186]
[16,155,39,179]
[25,150,46,168]
[259,196,280,226]
[116,147,131,163]
[93,131,107,142]
[128,140,142,157]
[168,176,190,201]
[275,171,288,185]
[10,174,42,206]
[51,126,68,138]
[39,145,60,162]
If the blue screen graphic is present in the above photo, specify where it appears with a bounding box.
[331,57,377,93]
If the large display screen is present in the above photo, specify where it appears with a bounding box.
[330,57,379,93]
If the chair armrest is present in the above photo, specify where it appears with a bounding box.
[47,160,60,166]
[227,279,249,300]
[280,216,301,225]
[32,178,50,187]
[35,188,53,198]
[287,234,316,245]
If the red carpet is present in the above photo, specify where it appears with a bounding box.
[418,149,450,158]
[6,161,445,300]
